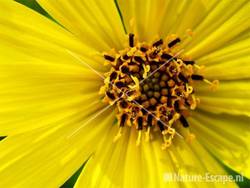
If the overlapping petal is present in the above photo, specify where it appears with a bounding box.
[195,80,250,116]
[190,111,250,179]
[75,127,239,188]
[0,109,115,188]
[117,0,208,42]
[38,0,127,51]
[0,1,107,135]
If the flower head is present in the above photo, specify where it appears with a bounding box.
[0,0,249,187]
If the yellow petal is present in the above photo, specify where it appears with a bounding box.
[196,80,250,116]
[75,122,130,188]
[196,36,250,80]
[0,110,115,187]
[38,0,127,51]
[0,1,109,134]
[197,37,250,67]
[117,0,207,42]
[75,126,238,187]
[0,42,106,135]
[185,0,249,58]
[0,0,102,65]
[152,135,238,188]
[190,111,250,179]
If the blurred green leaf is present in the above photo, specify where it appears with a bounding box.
[60,164,84,188]
[14,0,52,19]
[0,136,6,141]
[223,164,250,188]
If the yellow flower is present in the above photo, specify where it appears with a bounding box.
[0,0,249,187]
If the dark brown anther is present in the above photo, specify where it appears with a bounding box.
[134,56,144,64]
[179,74,188,83]
[168,38,181,48]
[120,113,128,127]
[106,91,116,100]
[140,47,148,52]
[110,71,118,81]
[122,54,130,60]
[191,74,204,80]
[167,96,172,107]
[119,100,128,109]
[183,60,195,65]
[157,120,165,132]
[137,116,143,130]
[179,115,189,128]
[115,81,125,88]
[161,53,172,60]
[121,65,130,74]
[174,101,180,112]
[153,39,163,47]
[114,57,123,70]
[185,99,191,107]
[104,54,115,62]
[147,114,153,127]
[129,33,134,47]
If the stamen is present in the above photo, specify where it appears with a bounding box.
[134,56,145,64]
[169,113,180,126]
[161,53,173,60]
[168,38,181,48]
[140,46,148,52]
[120,113,128,127]
[179,115,189,128]
[104,54,115,62]
[106,91,116,100]
[129,33,134,47]
[183,60,195,65]
[203,79,219,91]
[162,136,172,150]
[153,39,163,47]
[191,74,204,80]
[179,74,189,83]
[190,95,197,110]
[157,120,165,132]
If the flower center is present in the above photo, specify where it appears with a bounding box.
[100,33,218,149]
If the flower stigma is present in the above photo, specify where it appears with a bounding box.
[100,33,219,149]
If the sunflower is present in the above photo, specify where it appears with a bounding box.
[0,0,249,187]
